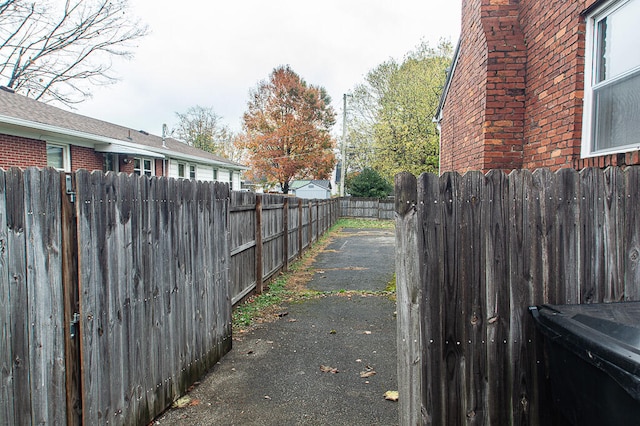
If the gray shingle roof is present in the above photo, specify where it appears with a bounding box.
[0,86,245,169]
[290,180,331,190]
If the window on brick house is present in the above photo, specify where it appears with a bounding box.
[46,143,69,171]
[104,153,119,172]
[582,0,640,157]
[134,158,153,176]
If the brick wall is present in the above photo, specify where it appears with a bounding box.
[439,0,487,173]
[0,133,106,172]
[71,145,104,171]
[440,0,640,173]
[0,134,47,169]
[519,0,590,169]
[480,0,526,171]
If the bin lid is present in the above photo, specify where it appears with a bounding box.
[530,301,640,401]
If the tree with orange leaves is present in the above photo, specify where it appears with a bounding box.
[240,65,336,194]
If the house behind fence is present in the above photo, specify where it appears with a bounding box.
[395,167,640,425]
[0,168,338,426]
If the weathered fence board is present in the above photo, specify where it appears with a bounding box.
[340,197,394,219]
[2,168,338,425]
[76,171,232,425]
[0,168,12,426]
[396,166,640,425]
[230,191,257,302]
[0,168,67,426]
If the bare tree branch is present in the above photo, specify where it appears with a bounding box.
[0,0,148,106]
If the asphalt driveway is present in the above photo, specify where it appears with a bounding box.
[154,227,397,425]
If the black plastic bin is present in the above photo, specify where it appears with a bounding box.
[530,302,640,426]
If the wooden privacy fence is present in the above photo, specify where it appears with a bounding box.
[339,196,394,220]
[0,167,338,426]
[395,167,640,425]
[229,193,338,304]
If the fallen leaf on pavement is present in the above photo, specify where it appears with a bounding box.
[329,329,337,334]
[172,396,192,408]
[320,365,339,373]
[384,391,399,402]
[363,331,372,335]
[360,370,376,378]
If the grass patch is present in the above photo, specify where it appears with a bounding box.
[335,218,395,229]
[232,218,396,334]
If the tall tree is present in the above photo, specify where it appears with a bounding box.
[0,0,148,106]
[345,40,453,182]
[371,41,453,180]
[241,65,336,194]
[174,105,227,153]
[345,61,397,171]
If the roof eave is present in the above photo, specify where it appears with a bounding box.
[0,113,248,170]
[434,37,462,124]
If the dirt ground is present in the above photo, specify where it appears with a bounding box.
[153,227,398,425]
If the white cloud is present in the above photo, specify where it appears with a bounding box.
[72,0,461,135]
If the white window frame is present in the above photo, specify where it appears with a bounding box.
[46,143,70,171]
[134,157,154,176]
[177,162,199,180]
[177,162,186,178]
[582,0,640,158]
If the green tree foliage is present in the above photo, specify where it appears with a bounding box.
[373,41,452,180]
[346,40,453,182]
[240,65,336,194]
[345,62,396,171]
[345,168,393,198]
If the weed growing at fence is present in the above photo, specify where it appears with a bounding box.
[232,218,395,334]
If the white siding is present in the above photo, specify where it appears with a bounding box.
[168,159,237,183]
[196,164,214,182]
[217,169,230,182]
[232,172,241,190]
[295,184,330,199]
[168,159,180,179]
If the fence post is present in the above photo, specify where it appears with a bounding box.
[315,201,319,241]
[307,200,313,246]
[255,194,263,294]
[395,172,424,425]
[60,172,82,426]
[283,197,289,272]
[298,199,303,258]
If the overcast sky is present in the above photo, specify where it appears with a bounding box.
[72,0,461,137]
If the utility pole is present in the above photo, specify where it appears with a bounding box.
[340,93,347,197]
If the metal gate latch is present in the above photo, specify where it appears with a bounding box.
[70,312,80,338]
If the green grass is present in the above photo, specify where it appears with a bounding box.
[232,274,292,328]
[333,218,395,229]
[232,218,395,332]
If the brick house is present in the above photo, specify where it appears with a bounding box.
[435,0,640,173]
[0,86,246,186]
